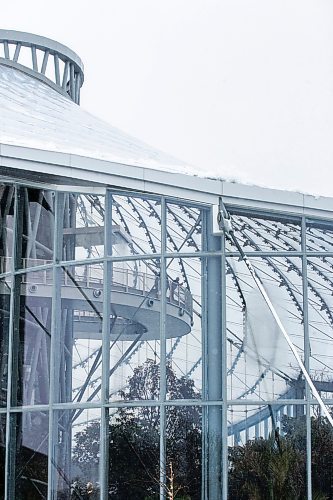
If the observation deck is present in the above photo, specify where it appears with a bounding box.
[0,259,193,341]
[0,29,84,104]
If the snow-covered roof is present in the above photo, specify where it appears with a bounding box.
[1,61,333,203]
[0,64,196,175]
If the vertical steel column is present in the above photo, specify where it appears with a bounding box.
[159,197,167,499]
[4,184,20,500]
[201,210,209,500]
[13,43,21,62]
[31,45,38,72]
[74,73,81,105]
[54,54,60,86]
[41,50,49,75]
[100,191,112,499]
[69,64,75,100]
[221,220,228,500]
[47,191,64,500]
[3,41,9,60]
[302,216,312,500]
[206,209,223,499]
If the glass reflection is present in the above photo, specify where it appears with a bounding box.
[16,187,54,270]
[307,258,333,388]
[0,278,10,408]
[306,218,333,252]
[62,193,105,262]
[166,202,203,253]
[226,209,302,252]
[107,406,159,498]
[56,264,104,404]
[227,257,304,402]
[165,258,200,400]
[166,406,201,499]
[54,408,100,499]
[11,271,51,406]
[109,259,161,401]
[0,184,14,274]
[111,194,162,255]
[9,411,49,499]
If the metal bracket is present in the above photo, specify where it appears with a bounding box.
[212,197,233,235]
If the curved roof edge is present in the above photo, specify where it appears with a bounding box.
[0,30,84,72]
[2,142,333,219]
[0,30,84,103]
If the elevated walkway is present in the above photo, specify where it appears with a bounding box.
[0,259,193,341]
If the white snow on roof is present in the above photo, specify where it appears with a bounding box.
[0,65,197,175]
[1,64,332,200]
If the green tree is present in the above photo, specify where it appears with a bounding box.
[282,412,333,499]
[228,432,306,500]
[228,411,333,500]
[73,360,201,499]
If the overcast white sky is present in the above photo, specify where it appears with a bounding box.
[2,1,333,196]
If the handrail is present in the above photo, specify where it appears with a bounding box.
[0,29,84,104]
[0,257,193,316]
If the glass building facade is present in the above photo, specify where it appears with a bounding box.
[1,31,333,500]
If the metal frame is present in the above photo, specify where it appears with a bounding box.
[2,142,333,220]
[0,30,84,104]
[0,177,333,498]
[0,24,332,498]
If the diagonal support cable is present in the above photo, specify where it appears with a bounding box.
[217,197,333,428]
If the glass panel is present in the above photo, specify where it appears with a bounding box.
[8,411,49,499]
[62,192,105,261]
[228,404,307,499]
[0,184,15,274]
[109,259,161,402]
[111,194,162,255]
[166,201,203,253]
[16,186,54,270]
[11,270,51,406]
[311,404,333,499]
[54,408,100,499]
[307,257,333,386]
[166,405,201,499]
[227,257,304,401]
[306,217,333,252]
[226,209,302,252]
[0,277,10,407]
[107,406,159,498]
[57,264,104,404]
[166,258,200,399]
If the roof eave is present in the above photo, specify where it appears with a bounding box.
[1,142,333,219]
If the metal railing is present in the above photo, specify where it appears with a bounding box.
[0,258,193,317]
[0,30,84,104]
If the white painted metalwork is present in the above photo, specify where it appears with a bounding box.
[1,31,333,500]
[0,30,83,103]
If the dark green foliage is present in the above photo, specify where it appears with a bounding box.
[73,360,201,499]
[229,412,333,500]
[283,412,333,499]
[228,432,306,500]
[72,361,333,500]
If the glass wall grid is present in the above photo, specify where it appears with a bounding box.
[1,181,333,498]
